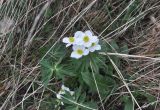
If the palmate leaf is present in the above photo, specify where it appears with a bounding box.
[40,59,54,87]
[82,102,98,110]
[70,52,107,75]
[89,52,106,73]
[133,91,156,104]
[64,106,79,110]
[122,96,134,110]
[81,71,115,95]
[40,43,67,86]
[65,102,97,110]
[40,42,67,61]
[40,59,77,86]
[100,40,119,53]
[109,40,119,52]
[53,63,77,80]
[120,42,129,54]
[39,97,56,110]
[70,55,90,73]
[124,99,134,110]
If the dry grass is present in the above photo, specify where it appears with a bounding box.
[0,0,160,110]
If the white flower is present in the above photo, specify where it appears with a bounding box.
[56,93,62,99]
[70,91,74,96]
[62,36,78,47]
[77,30,98,47]
[74,31,84,38]
[61,85,74,96]
[58,90,65,95]
[61,102,64,105]
[61,85,70,91]
[56,85,75,100]
[71,45,89,59]
[56,89,65,100]
[89,40,101,52]
[62,30,101,59]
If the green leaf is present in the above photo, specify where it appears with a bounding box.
[124,98,134,110]
[55,64,76,78]
[45,8,53,18]
[100,40,111,52]
[40,59,54,87]
[75,87,83,101]
[141,92,156,103]
[81,71,114,95]
[65,106,79,110]
[62,87,98,110]
[122,0,140,22]
[133,91,156,104]
[43,24,53,33]
[120,43,129,54]
[82,102,98,110]
[78,93,86,103]
[109,40,119,52]
[62,88,86,108]
[122,96,134,110]
[39,97,55,110]
[87,52,107,74]
[70,56,90,72]
[40,43,66,61]
[81,72,95,89]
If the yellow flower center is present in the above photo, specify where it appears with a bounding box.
[77,49,83,55]
[69,37,74,43]
[91,43,96,47]
[83,36,89,43]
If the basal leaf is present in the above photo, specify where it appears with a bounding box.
[124,97,134,110]
[82,102,98,110]
[64,106,79,110]
[81,71,114,95]
[40,59,54,87]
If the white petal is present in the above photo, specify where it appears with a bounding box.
[72,45,80,51]
[83,49,89,55]
[70,91,74,96]
[72,45,85,51]
[74,31,84,38]
[59,90,65,95]
[71,51,82,59]
[96,39,99,43]
[72,45,79,51]
[78,33,85,40]
[62,37,69,43]
[84,42,92,47]
[85,30,93,37]
[90,36,98,43]
[75,38,83,45]
[56,94,62,99]
[89,47,96,52]
[95,45,101,50]
[61,102,64,105]
[80,45,86,50]
[66,43,71,47]
[62,85,70,91]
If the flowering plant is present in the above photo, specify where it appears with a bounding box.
[56,84,74,105]
[62,30,101,59]
[40,29,124,109]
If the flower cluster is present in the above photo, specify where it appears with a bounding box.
[62,30,101,59]
[56,85,74,105]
